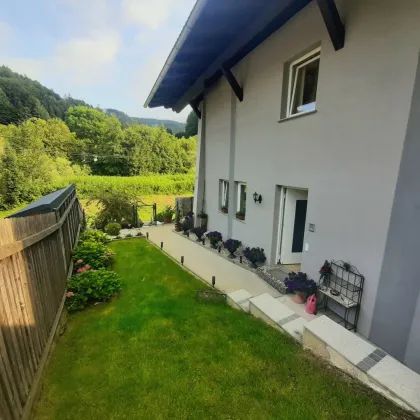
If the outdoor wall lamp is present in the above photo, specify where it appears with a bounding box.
[253,192,262,204]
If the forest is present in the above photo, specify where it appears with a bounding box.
[0,66,198,211]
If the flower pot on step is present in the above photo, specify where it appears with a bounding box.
[293,291,306,304]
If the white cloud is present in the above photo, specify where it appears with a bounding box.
[1,31,120,86]
[52,31,120,84]
[122,0,171,30]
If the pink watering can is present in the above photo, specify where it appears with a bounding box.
[306,294,317,315]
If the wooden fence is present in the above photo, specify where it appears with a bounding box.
[0,194,82,420]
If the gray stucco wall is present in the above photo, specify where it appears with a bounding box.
[370,52,420,373]
[197,0,420,340]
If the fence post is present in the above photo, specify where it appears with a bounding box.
[55,208,69,276]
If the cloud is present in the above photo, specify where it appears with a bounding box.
[122,0,171,30]
[52,31,120,84]
[1,31,120,86]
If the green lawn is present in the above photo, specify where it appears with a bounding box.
[34,240,412,420]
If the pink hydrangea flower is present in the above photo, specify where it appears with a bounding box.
[85,265,91,270]
[77,259,83,263]
[77,268,83,273]
[66,291,74,298]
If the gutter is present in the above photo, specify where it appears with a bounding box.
[144,0,208,109]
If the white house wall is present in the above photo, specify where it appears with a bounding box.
[200,0,420,339]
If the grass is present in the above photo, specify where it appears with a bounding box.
[34,240,412,420]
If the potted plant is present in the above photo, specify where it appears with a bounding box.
[161,206,175,224]
[224,239,242,259]
[197,210,208,228]
[180,211,194,235]
[236,210,245,221]
[221,206,228,214]
[174,205,182,232]
[243,247,266,268]
[206,231,222,249]
[285,272,317,304]
[191,226,207,241]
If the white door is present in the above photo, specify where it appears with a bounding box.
[279,188,308,265]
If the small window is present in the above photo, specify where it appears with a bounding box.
[236,182,247,220]
[219,180,229,213]
[286,47,320,118]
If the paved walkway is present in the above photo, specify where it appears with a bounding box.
[145,224,281,298]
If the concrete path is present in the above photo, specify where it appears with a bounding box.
[145,224,281,298]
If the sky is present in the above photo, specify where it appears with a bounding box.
[0,0,196,122]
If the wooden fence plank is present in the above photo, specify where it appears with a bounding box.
[0,193,81,419]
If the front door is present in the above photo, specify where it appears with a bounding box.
[279,188,308,265]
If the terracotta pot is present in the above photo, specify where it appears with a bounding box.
[293,291,306,304]
[163,216,173,224]
[236,215,245,221]
[221,209,228,214]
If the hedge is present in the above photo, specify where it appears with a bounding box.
[50,174,195,199]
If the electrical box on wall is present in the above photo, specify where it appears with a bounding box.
[309,223,316,232]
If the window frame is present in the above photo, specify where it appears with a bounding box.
[236,182,247,215]
[286,47,321,118]
[219,179,229,211]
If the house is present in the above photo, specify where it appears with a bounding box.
[145,0,420,374]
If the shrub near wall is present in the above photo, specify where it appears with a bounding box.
[50,174,195,198]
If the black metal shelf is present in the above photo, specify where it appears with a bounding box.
[318,260,365,332]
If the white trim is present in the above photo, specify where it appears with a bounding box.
[286,47,321,118]
[219,179,229,210]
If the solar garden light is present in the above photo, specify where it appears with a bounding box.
[240,256,243,263]
[161,242,163,249]
[146,232,149,239]
[202,238,205,246]
[212,276,216,288]
[181,256,184,265]
[218,246,221,253]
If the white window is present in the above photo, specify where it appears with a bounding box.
[236,182,247,219]
[219,180,229,212]
[286,47,321,118]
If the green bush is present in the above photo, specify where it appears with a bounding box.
[105,223,121,236]
[73,241,113,269]
[79,229,109,245]
[93,190,136,229]
[66,269,122,312]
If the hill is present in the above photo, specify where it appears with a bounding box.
[0,66,89,125]
[106,108,185,133]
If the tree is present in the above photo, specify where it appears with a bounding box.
[65,106,123,175]
[185,111,198,137]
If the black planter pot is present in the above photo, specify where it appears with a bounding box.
[210,243,217,249]
[228,252,236,259]
[196,236,203,242]
[249,262,258,269]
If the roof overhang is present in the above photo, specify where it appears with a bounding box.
[145,0,345,114]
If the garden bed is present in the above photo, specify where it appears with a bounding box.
[174,229,265,274]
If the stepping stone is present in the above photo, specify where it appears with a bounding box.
[227,289,252,312]
[282,317,308,343]
[250,293,295,325]
[304,315,376,365]
[368,356,420,412]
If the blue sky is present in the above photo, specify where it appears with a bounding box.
[0,0,196,122]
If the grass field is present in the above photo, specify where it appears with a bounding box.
[33,239,412,420]
[0,194,192,221]
[80,194,191,224]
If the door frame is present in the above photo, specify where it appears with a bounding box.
[276,186,308,265]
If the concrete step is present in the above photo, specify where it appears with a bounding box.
[249,293,309,342]
[227,289,252,312]
[304,316,420,416]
